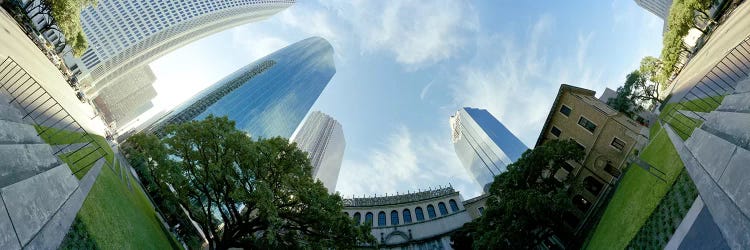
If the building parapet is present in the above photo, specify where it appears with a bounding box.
[344,186,456,207]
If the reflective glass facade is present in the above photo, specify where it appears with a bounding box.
[291,111,345,192]
[450,107,529,189]
[153,37,335,140]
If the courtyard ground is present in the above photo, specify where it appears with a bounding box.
[584,122,686,249]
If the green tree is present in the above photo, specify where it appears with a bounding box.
[451,139,584,249]
[639,56,664,86]
[128,116,374,249]
[37,0,96,56]
[607,70,661,115]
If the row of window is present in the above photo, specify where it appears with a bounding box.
[347,200,460,227]
[553,104,627,151]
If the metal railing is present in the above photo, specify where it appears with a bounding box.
[0,57,107,174]
[661,36,750,139]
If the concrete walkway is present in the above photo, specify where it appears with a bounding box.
[667,2,750,103]
[0,8,107,135]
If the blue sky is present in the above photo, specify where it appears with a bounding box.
[144,0,663,199]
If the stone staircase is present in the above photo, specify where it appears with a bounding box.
[664,77,750,249]
[0,92,102,249]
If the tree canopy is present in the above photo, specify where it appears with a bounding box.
[26,0,96,56]
[451,139,584,249]
[607,65,662,115]
[659,0,715,83]
[125,116,374,249]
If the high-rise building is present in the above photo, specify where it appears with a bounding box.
[94,65,156,106]
[634,0,673,33]
[151,37,336,140]
[65,0,294,94]
[291,111,345,192]
[634,0,672,20]
[450,107,528,189]
[94,84,157,126]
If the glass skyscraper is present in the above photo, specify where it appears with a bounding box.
[291,111,345,192]
[152,37,336,140]
[450,107,528,189]
[66,0,294,94]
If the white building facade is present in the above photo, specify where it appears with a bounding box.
[291,111,345,192]
[343,187,487,249]
[67,0,294,94]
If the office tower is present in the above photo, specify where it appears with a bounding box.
[95,65,156,106]
[94,84,157,126]
[152,37,336,140]
[633,0,673,21]
[66,0,295,94]
[450,107,528,189]
[291,111,345,192]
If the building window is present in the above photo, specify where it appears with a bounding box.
[604,162,621,178]
[438,202,449,216]
[365,212,373,225]
[560,105,572,117]
[611,137,626,151]
[551,126,562,137]
[562,162,575,172]
[391,210,399,225]
[478,207,484,215]
[584,176,604,195]
[577,116,597,133]
[573,195,591,212]
[403,209,412,224]
[353,212,361,225]
[415,207,425,221]
[378,212,386,226]
[427,205,437,219]
[449,199,459,212]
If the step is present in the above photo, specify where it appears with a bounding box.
[733,77,750,94]
[0,103,26,124]
[665,125,750,248]
[0,120,43,144]
[0,144,60,188]
[717,91,750,113]
[702,111,750,151]
[25,159,104,249]
[685,128,737,181]
[0,164,78,247]
[0,198,20,249]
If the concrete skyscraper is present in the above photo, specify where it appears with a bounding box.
[64,0,294,94]
[151,37,336,140]
[291,111,345,192]
[94,84,157,126]
[450,107,528,190]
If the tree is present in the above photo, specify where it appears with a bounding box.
[128,116,375,249]
[607,70,661,115]
[639,56,664,86]
[451,139,584,249]
[35,0,97,56]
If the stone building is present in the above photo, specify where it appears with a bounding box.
[342,186,487,249]
[535,84,648,232]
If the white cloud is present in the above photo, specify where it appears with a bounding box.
[451,16,604,147]
[336,125,479,198]
[577,32,594,70]
[319,0,479,69]
[420,80,435,100]
[230,26,289,61]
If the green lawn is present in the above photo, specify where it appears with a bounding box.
[33,126,114,179]
[658,96,724,140]
[584,125,685,249]
[60,159,181,249]
[31,127,179,248]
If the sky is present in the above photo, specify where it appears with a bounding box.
[139,0,664,199]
